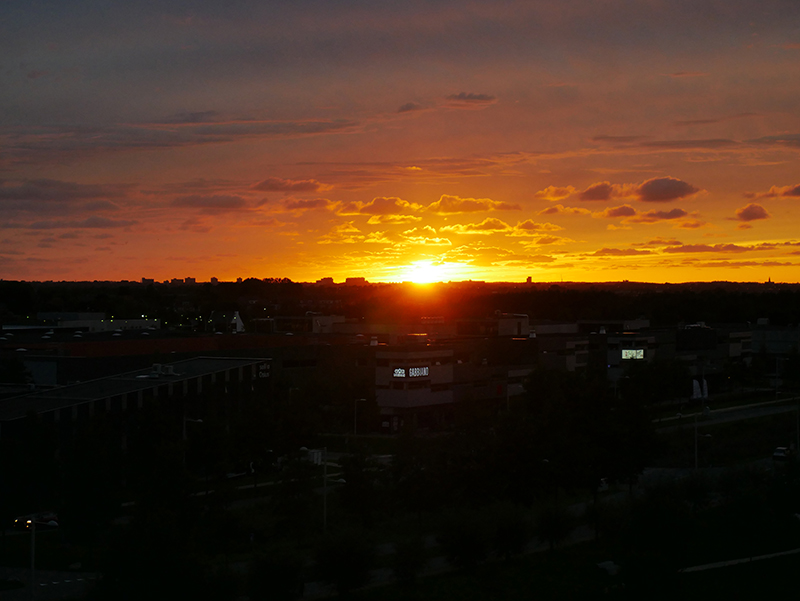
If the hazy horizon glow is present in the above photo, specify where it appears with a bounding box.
[2,1,800,283]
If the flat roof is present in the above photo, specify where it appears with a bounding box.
[0,356,270,422]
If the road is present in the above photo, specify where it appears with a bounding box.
[655,397,800,432]
[0,566,98,601]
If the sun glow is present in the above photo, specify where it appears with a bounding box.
[397,260,468,284]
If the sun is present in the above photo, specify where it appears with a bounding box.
[398,260,464,284]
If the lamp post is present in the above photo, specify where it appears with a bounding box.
[354,399,366,436]
[182,416,203,467]
[694,414,712,470]
[319,446,345,533]
[30,520,34,601]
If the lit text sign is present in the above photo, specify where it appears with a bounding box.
[621,349,644,360]
[393,366,429,378]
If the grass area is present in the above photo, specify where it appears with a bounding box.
[650,389,799,422]
[351,542,612,601]
[348,538,800,601]
[0,529,85,571]
[654,411,799,468]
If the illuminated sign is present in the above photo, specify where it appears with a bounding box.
[393,366,430,378]
[621,349,644,360]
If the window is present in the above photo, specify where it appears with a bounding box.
[408,380,430,390]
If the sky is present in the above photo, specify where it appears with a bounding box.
[2,0,800,284]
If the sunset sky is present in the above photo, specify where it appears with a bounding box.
[3,0,800,283]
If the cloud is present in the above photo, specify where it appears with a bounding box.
[681,260,796,268]
[29,216,137,229]
[594,204,691,224]
[440,218,511,234]
[444,92,497,109]
[580,177,701,203]
[674,219,708,229]
[283,198,333,211]
[251,177,330,192]
[534,185,576,201]
[402,226,438,237]
[672,113,758,127]
[734,203,770,222]
[666,71,708,78]
[527,235,573,246]
[399,230,453,246]
[641,139,738,150]
[0,179,131,203]
[363,231,392,244]
[355,196,423,215]
[636,177,701,202]
[162,111,222,124]
[595,205,637,218]
[367,214,422,224]
[592,135,647,144]
[172,194,250,212]
[510,220,563,235]
[663,244,750,254]
[580,181,616,201]
[317,221,363,244]
[82,200,120,211]
[398,102,423,113]
[643,237,683,247]
[2,120,360,168]
[745,184,800,199]
[626,208,689,223]
[748,134,800,149]
[538,204,591,216]
[592,248,653,256]
[427,194,521,214]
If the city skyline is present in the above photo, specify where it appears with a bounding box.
[3,1,800,284]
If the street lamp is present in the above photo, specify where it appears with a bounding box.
[354,399,366,436]
[23,514,58,601]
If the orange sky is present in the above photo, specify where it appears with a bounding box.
[2,1,800,283]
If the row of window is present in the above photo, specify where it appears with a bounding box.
[377,381,453,391]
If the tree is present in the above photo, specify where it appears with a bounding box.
[248,553,305,601]
[392,535,426,586]
[536,504,575,551]
[438,510,490,569]
[315,529,375,595]
[493,504,530,559]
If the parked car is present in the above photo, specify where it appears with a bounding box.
[772,447,793,462]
